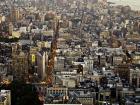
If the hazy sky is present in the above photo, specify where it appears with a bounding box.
[107,0,140,10]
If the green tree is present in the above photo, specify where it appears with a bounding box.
[0,80,41,105]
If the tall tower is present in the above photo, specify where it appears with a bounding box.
[10,6,20,22]
[8,22,13,35]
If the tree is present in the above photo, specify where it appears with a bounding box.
[0,80,41,105]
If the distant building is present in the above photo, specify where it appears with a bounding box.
[113,55,123,65]
[100,30,110,40]
[8,22,13,36]
[37,49,48,80]
[46,87,68,97]
[11,43,29,77]
[98,90,111,104]
[10,7,20,22]
[54,57,65,71]
[130,67,140,88]
[77,96,94,105]
[114,64,130,81]
[126,44,136,52]
[0,90,11,105]
[132,52,140,64]
[127,33,140,42]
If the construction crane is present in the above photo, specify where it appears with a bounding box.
[46,19,60,86]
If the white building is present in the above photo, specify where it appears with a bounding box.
[55,70,77,88]
[19,27,27,33]
[54,57,65,71]
[37,50,48,80]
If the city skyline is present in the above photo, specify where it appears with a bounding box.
[0,0,140,105]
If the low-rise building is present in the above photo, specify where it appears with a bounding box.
[130,67,140,88]
[0,90,11,105]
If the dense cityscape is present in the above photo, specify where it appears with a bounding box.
[0,0,140,105]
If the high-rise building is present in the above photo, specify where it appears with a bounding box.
[130,68,140,88]
[12,44,29,78]
[8,22,13,35]
[37,49,48,80]
[10,7,20,22]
